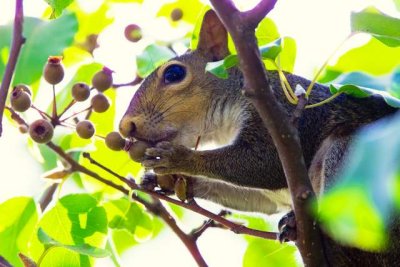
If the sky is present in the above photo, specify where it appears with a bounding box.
[0,0,398,266]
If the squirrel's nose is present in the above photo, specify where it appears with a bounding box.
[119,116,137,138]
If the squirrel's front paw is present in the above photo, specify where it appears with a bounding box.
[142,141,193,174]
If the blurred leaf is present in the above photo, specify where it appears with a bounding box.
[278,37,297,73]
[136,44,175,78]
[0,26,12,78]
[395,0,400,11]
[43,168,69,179]
[390,67,400,98]
[319,113,400,250]
[322,38,400,78]
[35,194,108,266]
[44,0,74,18]
[255,18,280,46]
[330,84,400,108]
[318,187,387,251]
[0,197,38,267]
[157,0,205,24]
[243,239,298,267]
[332,72,390,91]
[71,2,114,43]
[38,228,110,257]
[108,0,143,2]
[13,13,78,87]
[351,7,400,47]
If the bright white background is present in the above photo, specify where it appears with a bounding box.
[0,0,397,266]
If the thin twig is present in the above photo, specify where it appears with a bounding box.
[290,85,308,128]
[190,210,229,241]
[5,106,28,127]
[58,99,76,119]
[0,0,25,136]
[59,107,91,122]
[112,76,143,89]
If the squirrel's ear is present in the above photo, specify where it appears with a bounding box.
[197,10,229,61]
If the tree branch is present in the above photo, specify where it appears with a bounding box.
[242,0,277,27]
[0,0,25,136]
[209,1,326,266]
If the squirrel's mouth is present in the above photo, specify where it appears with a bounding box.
[133,130,178,145]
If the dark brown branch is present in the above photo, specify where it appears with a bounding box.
[0,0,25,136]
[146,197,208,267]
[242,0,277,27]
[209,1,326,266]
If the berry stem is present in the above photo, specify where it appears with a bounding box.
[59,106,91,123]
[52,84,57,118]
[0,0,25,137]
[31,105,52,120]
[58,99,76,119]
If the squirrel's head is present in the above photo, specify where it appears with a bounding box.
[119,10,233,147]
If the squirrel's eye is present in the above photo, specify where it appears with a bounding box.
[163,64,186,84]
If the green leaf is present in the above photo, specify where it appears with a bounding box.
[330,84,400,108]
[255,18,280,46]
[243,239,298,267]
[205,38,282,79]
[260,38,282,60]
[205,54,238,79]
[332,72,390,92]
[44,0,74,18]
[34,194,108,266]
[322,38,400,78]
[319,113,400,250]
[104,198,154,242]
[278,37,297,73]
[351,7,400,47]
[136,44,176,78]
[0,197,38,267]
[38,228,110,257]
[12,13,78,87]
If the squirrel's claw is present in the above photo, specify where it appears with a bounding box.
[278,211,297,243]
[142,142,193,175]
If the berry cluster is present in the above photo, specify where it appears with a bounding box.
[9,56,152,163]
[9,56,115,144]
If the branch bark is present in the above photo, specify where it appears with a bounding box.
[209,1,326,266]
[0,0,25,136]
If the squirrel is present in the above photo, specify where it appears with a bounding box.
[119,10,399,266]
